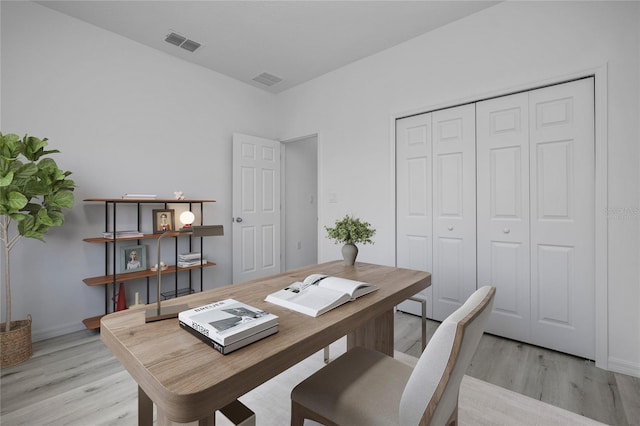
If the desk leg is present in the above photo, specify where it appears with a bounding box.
[347,309,394,356]
[138,386,153,426]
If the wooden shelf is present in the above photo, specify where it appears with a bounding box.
[84,198,215,203]
[83,232,183,244]
[82,198,218,330]
[82,262,216,286]
[82,315,104,330]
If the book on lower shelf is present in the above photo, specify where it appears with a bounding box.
[264,274,378,317]
[178,299,279,353]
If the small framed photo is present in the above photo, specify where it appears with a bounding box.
[153,209,175,234]
[120,245,147,273]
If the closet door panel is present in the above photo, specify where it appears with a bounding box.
[530,77,595,359]
[477,93,531,341]
[432,104,476,321]
[396,113,433,317]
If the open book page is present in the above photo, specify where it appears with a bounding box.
[265,285,351,317]
[265,274,377,317]
[313,276,377,300]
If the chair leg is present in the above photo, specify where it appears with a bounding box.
[324,346,330,364]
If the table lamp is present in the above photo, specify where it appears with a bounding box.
[145,222,224,323]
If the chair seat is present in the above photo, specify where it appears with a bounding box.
[291,346,413,426]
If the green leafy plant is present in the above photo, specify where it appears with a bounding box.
[325,215,376,246]
[0,133,75,332]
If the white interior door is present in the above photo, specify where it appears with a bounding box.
[432,104,477,321]
[477,92,532,341]
[232,133,281,284]
[529,78,595,359]
[396,113,433,318]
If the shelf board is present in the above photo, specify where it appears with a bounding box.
[82,262,216,286]
[83,232,184,243]
[84,198,215,203]
[82,315,104,330]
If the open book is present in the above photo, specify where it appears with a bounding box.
[264,274,377,317]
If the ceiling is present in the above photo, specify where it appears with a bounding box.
[38,1,500,93]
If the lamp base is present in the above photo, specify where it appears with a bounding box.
[145,304,188,323]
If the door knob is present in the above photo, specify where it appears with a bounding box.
[503,228,510,234]
[235,217,243,223]
[447,226,454,231]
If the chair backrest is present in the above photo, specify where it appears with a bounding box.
[399,286,496,425]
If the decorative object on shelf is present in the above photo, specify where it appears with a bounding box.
[179,210,195,229]
[174,191,185,200]
[120,245,147,273]
[0,133,75,367]
[129,292,145,309]
[115,283,127,311]
[146,225,224,323]
[152,209,175,233]
[150,262,168,271]
[325,215,376,265]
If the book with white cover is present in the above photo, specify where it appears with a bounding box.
[264,274,378,317]
[178,299,278,346]
[179,322,278,354]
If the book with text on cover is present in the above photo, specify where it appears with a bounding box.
[178,299,278,346]
[179,321,278,355]
[264,274,378,317]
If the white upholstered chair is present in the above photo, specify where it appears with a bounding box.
[291,285,496,426]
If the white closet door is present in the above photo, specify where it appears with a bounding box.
[529,78,595,359]
[432,104,476,321]
[396,113,433,318]
[477,93,531,341]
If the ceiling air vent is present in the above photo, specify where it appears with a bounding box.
[253,72,283,87]
[164,31,202,53]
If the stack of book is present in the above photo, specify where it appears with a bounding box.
[178,299,278,354]
[177,252,207,268]
[102,230,144,239]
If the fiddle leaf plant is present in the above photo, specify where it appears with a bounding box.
[0,133,75,331]
[325,215,376,246]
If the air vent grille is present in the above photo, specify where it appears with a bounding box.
[253,72,283,87]
[164,31,202,53]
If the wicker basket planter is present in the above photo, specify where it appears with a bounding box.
[0,315,32,368]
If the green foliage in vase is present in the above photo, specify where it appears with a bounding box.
[0,132,76,331]
[325,215,375,245]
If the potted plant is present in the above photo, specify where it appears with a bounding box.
[0,133,75,367]
[325,215,375,265]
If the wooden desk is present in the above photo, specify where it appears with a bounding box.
[100,261,431,425]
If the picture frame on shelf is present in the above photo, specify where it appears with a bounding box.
[121,244,147,273]
[152,209,175,233]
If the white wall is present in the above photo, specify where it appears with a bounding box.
[277,1,640,376]
[1,1,278,340]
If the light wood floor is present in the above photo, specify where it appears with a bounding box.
[395,311,640,426]
[1,312,639,425]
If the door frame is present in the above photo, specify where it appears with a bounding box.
[391,64,609,370]
[280,134,319,272]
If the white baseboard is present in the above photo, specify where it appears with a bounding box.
[608,356,640,378]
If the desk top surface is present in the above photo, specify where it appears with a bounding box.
[100,261,430,422]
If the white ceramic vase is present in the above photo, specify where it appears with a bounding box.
[341,243,358,265]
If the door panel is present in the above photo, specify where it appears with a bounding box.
[396,113,433,317]
[232,133,281,284]
[432,104,476,321]
[477,92,531,341]
[530,78,595,359]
